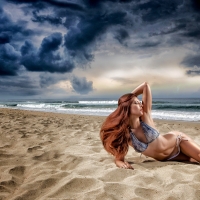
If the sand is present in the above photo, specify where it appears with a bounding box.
[0,108,200,200]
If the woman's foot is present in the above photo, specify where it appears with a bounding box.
[189,157,199,164]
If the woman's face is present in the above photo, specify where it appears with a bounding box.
[129,97,143,117]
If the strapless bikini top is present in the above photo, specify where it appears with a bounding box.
[129,121,159,153]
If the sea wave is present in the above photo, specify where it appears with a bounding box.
[153,104,200,111]
[0,99,200,121]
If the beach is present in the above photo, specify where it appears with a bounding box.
[0,108,200,200]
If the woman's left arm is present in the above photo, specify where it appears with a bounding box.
[131,82,152,114]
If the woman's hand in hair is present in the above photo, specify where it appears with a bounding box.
[115,160,134,169]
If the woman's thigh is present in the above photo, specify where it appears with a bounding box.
[165,131,200,162]
[168,151,190,162]
[180,139,200,162]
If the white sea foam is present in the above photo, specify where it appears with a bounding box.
[78,100,118,104]
[152,110,200,121]
[1,99,200,121]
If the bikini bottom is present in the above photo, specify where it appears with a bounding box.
[167,134,188,161]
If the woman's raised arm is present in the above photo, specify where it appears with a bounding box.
[131,82,152,114]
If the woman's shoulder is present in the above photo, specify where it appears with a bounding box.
[141,113,154,126]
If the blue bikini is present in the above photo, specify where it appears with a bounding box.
[129,121,160,153]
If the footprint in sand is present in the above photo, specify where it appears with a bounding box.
[90,146,101,153]
[2,166,26,194]
[0,179,17,195]
[9,166,26,177]
[33,151,62,162]
[27,146,42,153]
[134,187,159,199]
[61,155,83,171]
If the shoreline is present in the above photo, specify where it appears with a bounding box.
[1,107,200,123]
[1,108,200,200]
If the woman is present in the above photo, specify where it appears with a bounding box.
[100,82,200,169]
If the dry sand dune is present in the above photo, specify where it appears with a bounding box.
[0,108,200,200]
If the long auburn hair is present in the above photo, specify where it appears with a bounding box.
[100,93,136,157]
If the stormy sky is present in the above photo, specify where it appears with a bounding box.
[0,0,200,100]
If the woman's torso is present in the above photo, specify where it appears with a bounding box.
[129,113,177,160]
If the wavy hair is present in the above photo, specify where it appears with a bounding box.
[100,93,136,157]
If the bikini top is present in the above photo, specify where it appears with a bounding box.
[129,121,159,153]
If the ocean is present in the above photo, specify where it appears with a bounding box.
[0,98,200,122]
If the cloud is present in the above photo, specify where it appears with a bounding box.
[20,32,75,73]
[0,75,41,96]
[181,54,200,76]
[63,10,127,65]
[40,73,94,96]
[186,70,200,76]
[114,28,129,44]
[1,1,128,76]
[0,32,12,44]
[149,20,187,37]
[1,0,200,98]
[0,44,21,75]
[39,73,67,88]
[133,0,180,23]
[182,26,200,39]
[32,10,63,25]
[7,0,84,10]
[2,0,200,72]
[135,41,160,48]
[111,77,136,85]
[181,54,200,68]
[0,6,35,43]
[191,0,200,12]
[71,76,93,94]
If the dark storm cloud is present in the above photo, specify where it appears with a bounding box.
[181,54,200,76]
[0,75,41,96]
[39,73,94,95]
[4,0,199,69]
[0,7,35,43]
[133,0,181,22]
[7,0,84,11]
[20,32,75,73]
[181,54,200,68]
[186,70,200,76]
[191,0,200,12]
[0,76,37,88]
[182,25,200,39]
[63,10,127,63]
[114,28,129,44]
[149,21,187,37]
[0,44,21,75]
[71,76,93,94]
[136,41,160,48]
[0,32,12,44]
[0,6,36,76]
[1,0,128,77]
[39,73,67,88]
[32,10,63,25]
